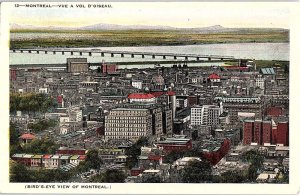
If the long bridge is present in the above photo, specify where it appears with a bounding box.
[11,48,238,61]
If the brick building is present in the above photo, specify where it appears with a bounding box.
[67,58,89,73]
[243,119,289,146]
[102,63,118,74]
[156,138,192,152]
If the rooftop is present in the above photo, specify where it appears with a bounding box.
[128,93,155,99]
[19,133,36,140]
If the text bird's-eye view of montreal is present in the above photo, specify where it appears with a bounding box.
[8,2,289,184]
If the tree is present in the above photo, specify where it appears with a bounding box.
[220,170,247,183]
[141,174,162,183]
[164,150,185,164]
[10,92,55,115]
[85,149,103,170]
[10,123,20,145]
[23,138,59,154]
[90,169,126,183]
[10,161,31,182]
[181,160,212,183]
[27,119,57,133]
[242,150,264,182]
[125,136,149,169]
[10,123,24,155]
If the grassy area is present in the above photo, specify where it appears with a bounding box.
[10,29,289,49]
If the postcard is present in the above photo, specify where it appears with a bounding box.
[0,1,300,194]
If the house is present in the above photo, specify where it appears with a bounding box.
[50,155,61,169]
[19,133,36,144]
[60,155,71,166]
[42,154,53,168]
[70,155,80,165]
[31,155,43,167]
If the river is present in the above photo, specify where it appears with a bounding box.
[9,42,289,69]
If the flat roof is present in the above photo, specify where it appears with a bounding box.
[70,155,79,160]
[12,154,24,158]
[60,155,70,160]
[143,170,160,173]
[32,155,43,158]
[51,155,60,159]
[23,154,34,158]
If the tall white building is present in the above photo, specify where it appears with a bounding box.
[191,105,222,126]
[131,80,143,89]
[255,75,265,90]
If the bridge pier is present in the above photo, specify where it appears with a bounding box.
[71,51,73,55]
[101,52,104,57]
[142,54,145,58]
[131,54,134,58]
[163,55,166,59]
[62,51,65,55]
[121,53,124,58]
[174,56,177,60]
[152,55,155,59]
[89,52,92,56]
[111,53,114,57]
[79,52,82,56]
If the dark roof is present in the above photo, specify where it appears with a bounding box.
[260,68,275,75]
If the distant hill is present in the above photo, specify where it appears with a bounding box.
[10,23,288,33]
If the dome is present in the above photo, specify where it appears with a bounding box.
[151,74,165,86]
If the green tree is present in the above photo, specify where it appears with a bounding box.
[242,150,264,182]
[10,161,31,182]
[125,136,149,169]
[90,169,126,183]
[27,119,57,133]
[10,92,55,115]
[164,150,185,164]
[85,149,103,170]
[10,123,20,145]
[9,123,24,155]
[141,174,162,183]
[23,138,59,154]
[181,160,212,183]
[220,170,247,183]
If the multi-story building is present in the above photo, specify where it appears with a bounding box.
[156,138,192,152]
[191,105,221,126]
[176,95,188,109]
[214,96,266,125]
[67,58,89,73]
[162,107,173,135]
[102,63,118,74]
[243,118,289,146]
[131,80,143,89]
[255,75,265,90]
[105,91,173,141]
[105,107,153,141]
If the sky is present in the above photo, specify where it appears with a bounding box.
[8,2,290,28]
